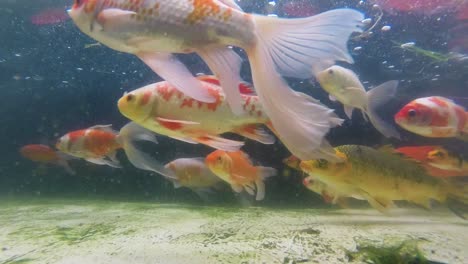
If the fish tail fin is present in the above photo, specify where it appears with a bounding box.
[254,166,277,201]
[365,80,402,139]
[234,124,275,144]
[118,122,176,179]
[247,10,362,160]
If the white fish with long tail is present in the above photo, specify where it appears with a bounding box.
[68,0,363,161]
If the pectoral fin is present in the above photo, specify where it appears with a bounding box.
[137,52,215,103]
[359,190,394,214]
[195,135,244,151]
[156,117,200,131]
[234,124,275,144]
[197,47,244,114]
[85,158,122,168]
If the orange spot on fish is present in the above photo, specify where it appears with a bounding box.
[85,0,98,13]
[157,119,183,131]
[222,8,232,22]
[68,130,86,143]
[83,130,119,157]
[205,87,222,111]
[181,98,195,108]
[140,91,152,106]
[186,0,221,24]
[429,97,449,107]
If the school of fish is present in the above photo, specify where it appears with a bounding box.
[18,0,467,218]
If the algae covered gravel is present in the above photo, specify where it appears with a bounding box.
[0,198,467,264]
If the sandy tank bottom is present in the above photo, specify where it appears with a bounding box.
[0,197,466,264]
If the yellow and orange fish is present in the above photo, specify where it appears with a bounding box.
[205,150,276,200]
[395,96,467,138]
[426,147,468,176]
[56,122,174,177]
[118,75,274,151]
[395,146,467,177]
[68,0,363,162]
[20,144,75,175]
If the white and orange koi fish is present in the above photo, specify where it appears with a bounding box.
[56,122,175,177]
[117,75,275,151]
[395,96,468,139]
[68,0,362,161]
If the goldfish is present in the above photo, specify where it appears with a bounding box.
[395,145,468,177]
[118,75,275,151]
[394,96,468,138]
[316,65,400,139]
[165,157,223,189]
[20,144,75,175]
[56,122,175,178]
[68,0,364,162]
[300,145,468,217]
[205,150,276,200]
[427,147,468,175]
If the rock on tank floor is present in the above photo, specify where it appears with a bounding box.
[0,198,466,264]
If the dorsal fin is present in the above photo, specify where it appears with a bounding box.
[196,75,256,95]
[88,124,118,134]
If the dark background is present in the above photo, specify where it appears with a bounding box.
[0,0,466,206]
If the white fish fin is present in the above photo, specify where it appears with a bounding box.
[255,166,276,201]
[234,124,275,144]
[343,105,354,119]
[195,135,244,151]
[217,0,243,11]
[366,80,401,139]
[254,179,265,201]
[231,184,244,193]
[107,151,120,164]
[329,94,337,102]
[118,122,177,179]
[359,190,393,215]
[244,184,255,196]
[168,135,199,144]
[173,181,182,189]
[56,159,76,175]
[156,117,200,126]
[96,8,137,26]
[251,9,364,78]
[136,52,215,103]
[85,158,122,168]
[197,47,244,114]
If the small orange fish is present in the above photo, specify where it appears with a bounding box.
[395,146,467,177]
[20,144,75,175]
[205,150,276,200]
[395,96,468,138]
[56,123,174,178]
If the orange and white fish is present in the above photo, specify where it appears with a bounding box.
[68,0,363,162]
[118,75,275,151]
[394,96,468,138]
[164,157,224,189]
[205,150,276,200]
[20,144,75,175]
[56,122,174,177]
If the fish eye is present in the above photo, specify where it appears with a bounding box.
[315,159,328,168]
[328,69,334,74]
[434,151,445,158]
[408,109,417,117]
[126,94,134,102]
